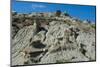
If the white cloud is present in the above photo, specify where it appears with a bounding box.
[32,4,46,9]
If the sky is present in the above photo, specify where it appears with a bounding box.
[12,0,96,23]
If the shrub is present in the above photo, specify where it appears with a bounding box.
[55,10,62,17]
[64,11,70,16]
[91,24,96,28]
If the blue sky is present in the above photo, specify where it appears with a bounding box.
[12,0,96,23]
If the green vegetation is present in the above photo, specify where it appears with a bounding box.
[64,11,70,16]
[55,10,62,17]
[91,24,96,28]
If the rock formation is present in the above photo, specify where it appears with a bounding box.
[11,11,96,66]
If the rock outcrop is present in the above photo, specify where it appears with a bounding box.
[11,12,96,66]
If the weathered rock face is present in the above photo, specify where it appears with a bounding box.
[11,12,96,66]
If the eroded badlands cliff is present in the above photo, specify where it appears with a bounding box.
[11,11,96,66]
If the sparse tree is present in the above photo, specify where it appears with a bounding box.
[55,10,62,17]
[64,11,70,16]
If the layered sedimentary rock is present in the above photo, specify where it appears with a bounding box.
[11,12,96,66]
